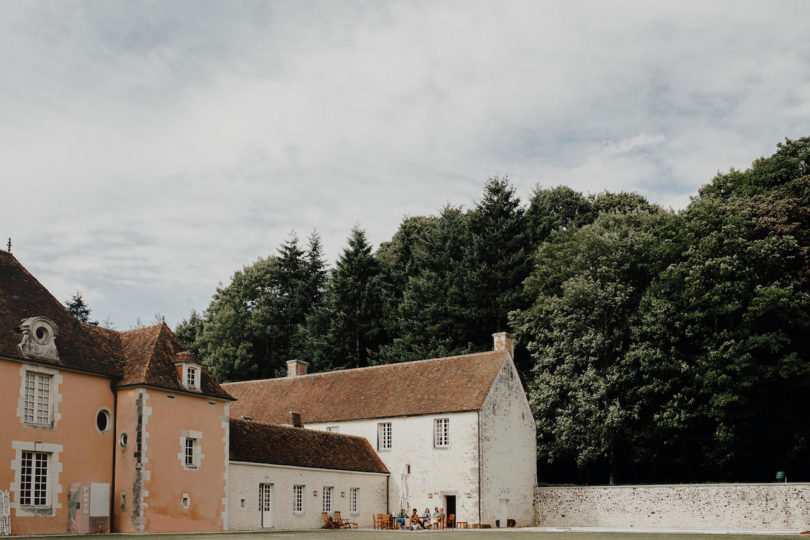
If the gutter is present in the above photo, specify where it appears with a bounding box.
[110,385,118,529]
[477,409,482,526]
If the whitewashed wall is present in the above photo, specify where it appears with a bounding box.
[479,355,537,527]
[537,483,810,530]
[228,462,387,530]
[307,411,481,525]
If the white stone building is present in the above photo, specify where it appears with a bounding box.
[227,419,389,530]
[224,332,537,528]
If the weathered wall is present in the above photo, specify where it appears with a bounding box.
[307,411,481,524]
[0,359,115,536]
[114,387,228,533]
[537,483,810,530]
[228,462,387,530]
[479,355,537,527]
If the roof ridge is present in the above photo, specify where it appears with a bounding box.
[140,324,165,382]
[222,350,501,385]
[229,417,375,442]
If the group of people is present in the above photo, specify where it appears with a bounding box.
[393,507,447,530]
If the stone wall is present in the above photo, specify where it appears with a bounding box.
[537,483,810,530]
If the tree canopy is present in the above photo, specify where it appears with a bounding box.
[176,136,810,484]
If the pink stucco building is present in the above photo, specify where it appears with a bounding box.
[0,251,232,535]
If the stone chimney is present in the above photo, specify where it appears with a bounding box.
[492,332,514,355]
[290,411,303,428]
[286,359,309,378]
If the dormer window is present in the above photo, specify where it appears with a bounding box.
[181,363,201,391]
[18,317,60,360]
[186,366,198,390]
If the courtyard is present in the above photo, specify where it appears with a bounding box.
[14,530,803,540]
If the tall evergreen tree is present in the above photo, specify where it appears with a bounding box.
[465,176,532,350]
[321,227,385,369]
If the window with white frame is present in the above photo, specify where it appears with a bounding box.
[377,422,392,450]
[24,371,52,425]
[20,451,48,506]
[293,485,304,514]
[322,486,333,512]
[349,487,359,514]
[434,418,449,447]
[184,438,197,468]
[182,364,200,391]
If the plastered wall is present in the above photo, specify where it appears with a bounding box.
[228,462,387,530]
[537,483,810,530]
[307,411,482,524]
[479,355,537,527]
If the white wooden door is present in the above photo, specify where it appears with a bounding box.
[259,484,273,528]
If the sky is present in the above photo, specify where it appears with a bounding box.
[2,1,809,329]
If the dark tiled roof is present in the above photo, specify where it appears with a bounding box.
[229,418,389,474]
[0,251,231,400]
[224,351,506,424]
[0,250,122,375]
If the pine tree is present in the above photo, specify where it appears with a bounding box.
[322,227,385,369]
[65,291,98,325]
[465,176,532,349]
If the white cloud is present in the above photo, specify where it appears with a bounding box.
[1,0,809,326]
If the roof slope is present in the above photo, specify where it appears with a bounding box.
[224,351,506,424]
[229,418,389,474]
[0,251,231,400]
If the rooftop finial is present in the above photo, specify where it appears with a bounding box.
[7,238,10,252]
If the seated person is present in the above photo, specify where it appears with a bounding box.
[430,507,441,528]
[395,508,406,529]
[422,507,432,528]
[439,507,446,527]
[410,509,422,530]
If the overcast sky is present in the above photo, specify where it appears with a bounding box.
[2,1,809,329]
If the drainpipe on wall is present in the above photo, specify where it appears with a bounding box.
[386,475,389,515]
[477,410,482,526]
[110,385,118,530]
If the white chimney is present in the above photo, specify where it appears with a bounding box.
[492,332,514,355]
[286,359,309,378]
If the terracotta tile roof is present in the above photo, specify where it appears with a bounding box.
[118,323,232,400]
[0,251,231,400]
[229,418,389,474]
[224,351,506,424]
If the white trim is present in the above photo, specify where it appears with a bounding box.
[9,441,63,517]
[95,407,113,434]
[229,460,389,477]
[16,364,62,430]
[179,430,204,470]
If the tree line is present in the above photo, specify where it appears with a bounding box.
[157,137,810,484]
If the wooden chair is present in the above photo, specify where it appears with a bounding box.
[321,512,337,529]
[334,511,358,529]
[374,513,390,529]
[446,514,455,529]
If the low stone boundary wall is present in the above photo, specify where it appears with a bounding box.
[536,483,810,530]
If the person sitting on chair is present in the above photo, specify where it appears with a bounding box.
[395,508,406,529]
[410,508,422,530]
[423,508,432,528]
[430,507,441,528]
